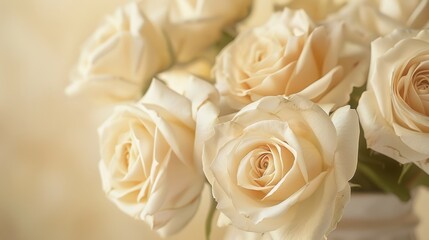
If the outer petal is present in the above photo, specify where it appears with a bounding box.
[269,171,347,240]
[394,123,429,155]
[194,101,220,172]
[147,196,201,237]
[203,121,243,184]
[142,79,194,129]
[224,226,273,240]
[331,106,359,190]
[358,91,427,163]
[144,152,202,236]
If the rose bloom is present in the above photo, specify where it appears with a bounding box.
[98,78,219,236]
[328,0,429,37]
[223,225,273,240]
[358,29,429,174]
[66,2,171,102]
[203,95,359,238]
[214,8,369,110]
[272,0,348,21]
[141,0,252,62]
[237,0,349,33]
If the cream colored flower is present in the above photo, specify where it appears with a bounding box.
[214,8,369,110]
[238,0,349,32]
[328,0,429,37]
[358,29,429,174]
[273,0,348,21]
[98,78,219,236]
[203,95,359,239]
[224,226,273,240]
[66,2,171,102]
[142,0,252,62]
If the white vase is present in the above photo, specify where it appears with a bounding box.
[329,193,419,240]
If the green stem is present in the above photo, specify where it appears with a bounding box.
[357,161,410,201]
[205,197,216,240]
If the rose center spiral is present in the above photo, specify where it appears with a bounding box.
[255,153,271,177]
[416,78,429,92]
[394,57,429,115]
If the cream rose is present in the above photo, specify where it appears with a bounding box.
[203,95,359,238]
[238,0,349,33]
[224,226,273,240]
[358,29,429,174]
[214,8,369,110]
[66,2,171,102]
[273,0,348,21]
[98,78,219,236]
[328,0,429,37]
[141,0,252,62]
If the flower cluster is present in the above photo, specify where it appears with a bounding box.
[68,0,429,239]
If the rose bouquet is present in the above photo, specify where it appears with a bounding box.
[67,0,429,239]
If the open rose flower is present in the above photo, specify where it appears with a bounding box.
[98,78,219,236]
[237,0,349,32]
[203,95,359,239]
[273,0,348,21]
[358,29,429,174]
[214,8,369,110]
[66,2,171,102]
[223,225,273,240]
[142,0,252,62]
[328,0,429,37]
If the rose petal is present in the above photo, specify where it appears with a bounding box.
[142,79,194,129]
[331,105,359,190]
[358,91,427,163]
[269,172,346,239]
[393,122,429,155]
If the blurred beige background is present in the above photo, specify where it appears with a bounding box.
[0,0,427,239]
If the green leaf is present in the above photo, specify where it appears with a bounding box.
[348,84,367,109]
[398,163,413,184]
[414,172,429,188]
[205,197,217,240]
[215,31,235,51]
[349,183,361,188]
[406,167,429,188]
[357,161,411,201]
